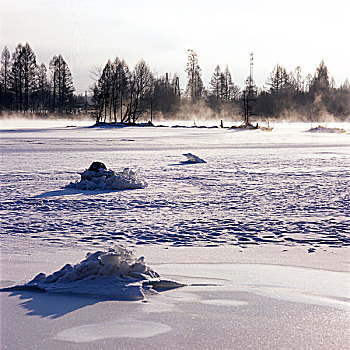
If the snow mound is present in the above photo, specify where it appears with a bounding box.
[2,246,184,300]
[182,153,206,164]
[68,165,148,191]
[308,126,346,134]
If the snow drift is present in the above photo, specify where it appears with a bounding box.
[68,163,148,191]
[2,246,184,300]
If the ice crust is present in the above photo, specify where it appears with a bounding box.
[1,122,349,248]
[9,247,183,300]
[68,167,148,191]
[182,153,206,164]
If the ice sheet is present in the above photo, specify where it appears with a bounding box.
[1,122,349,250]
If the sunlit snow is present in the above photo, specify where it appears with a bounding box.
[3,246,183,300]
[68,165,147,191]
[0,121,349,249]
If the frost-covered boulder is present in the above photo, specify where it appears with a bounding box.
[88,161,107,172]
[68,163,148,191]
[2,246,184,300]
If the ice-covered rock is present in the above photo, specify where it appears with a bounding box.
[182,153,206,164]
[68,163,148,191]
[88,161,107,172]
[3,246,184,300]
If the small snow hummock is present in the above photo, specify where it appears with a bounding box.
[182,153,206,164]
[68,162,148,191]
[2,246,184,300]
[307,125,346,134]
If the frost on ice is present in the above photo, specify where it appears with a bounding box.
[68,162,148,191]
[3,246,184,300]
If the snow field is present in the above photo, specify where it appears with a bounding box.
[1,122,349,250]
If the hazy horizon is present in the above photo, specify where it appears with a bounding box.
[1,0,349,93]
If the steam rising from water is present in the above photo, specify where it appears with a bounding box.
[0,114,93,129]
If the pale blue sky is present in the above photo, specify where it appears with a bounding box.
[1,0,349,93]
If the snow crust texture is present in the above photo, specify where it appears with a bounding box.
[1,123,349,250]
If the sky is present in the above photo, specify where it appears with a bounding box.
[1,0,349,94]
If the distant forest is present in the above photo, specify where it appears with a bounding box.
[0,43,349,122]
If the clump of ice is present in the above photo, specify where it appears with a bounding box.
[182,153,206,164]
[68,167,148,191]
[5,246,183,300]
[307,125,346,134]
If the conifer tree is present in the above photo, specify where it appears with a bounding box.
[49,54,75,113]
[185,49,203,101]
[35,63,50,113]
[209,65,222,100]
[310,60,329,95]
[0,46,11,110]
[266,64,289,94]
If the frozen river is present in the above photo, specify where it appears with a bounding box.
[1,120,349,250]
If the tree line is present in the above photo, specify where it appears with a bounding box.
[91,49,350,123]
[91,57,180,124]
[0,42,85,114]
[1,44,349,121]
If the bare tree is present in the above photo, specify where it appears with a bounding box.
[124,59,154,123]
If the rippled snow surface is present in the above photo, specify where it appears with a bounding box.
[1,121,349,249]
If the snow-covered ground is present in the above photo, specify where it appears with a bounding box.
[1,120,349,349]
[1,121,349,249]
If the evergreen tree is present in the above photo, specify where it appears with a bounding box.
[93,60,113,122]
[266,64,289,94]
[185,49,203,101]
[49,54,75,113]
[35,63,50,113]
[209,65,222,100]
[22,43,37,112]
[10,43,38,112]
[329,76,336,89]
[222,65,239,101]
[309,61,330,117]
[310,60,329,95]
[0,46,11,110]
[11,44,24,111]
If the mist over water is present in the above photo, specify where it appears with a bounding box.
[0,114,93,129]
[0,111,349,130]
